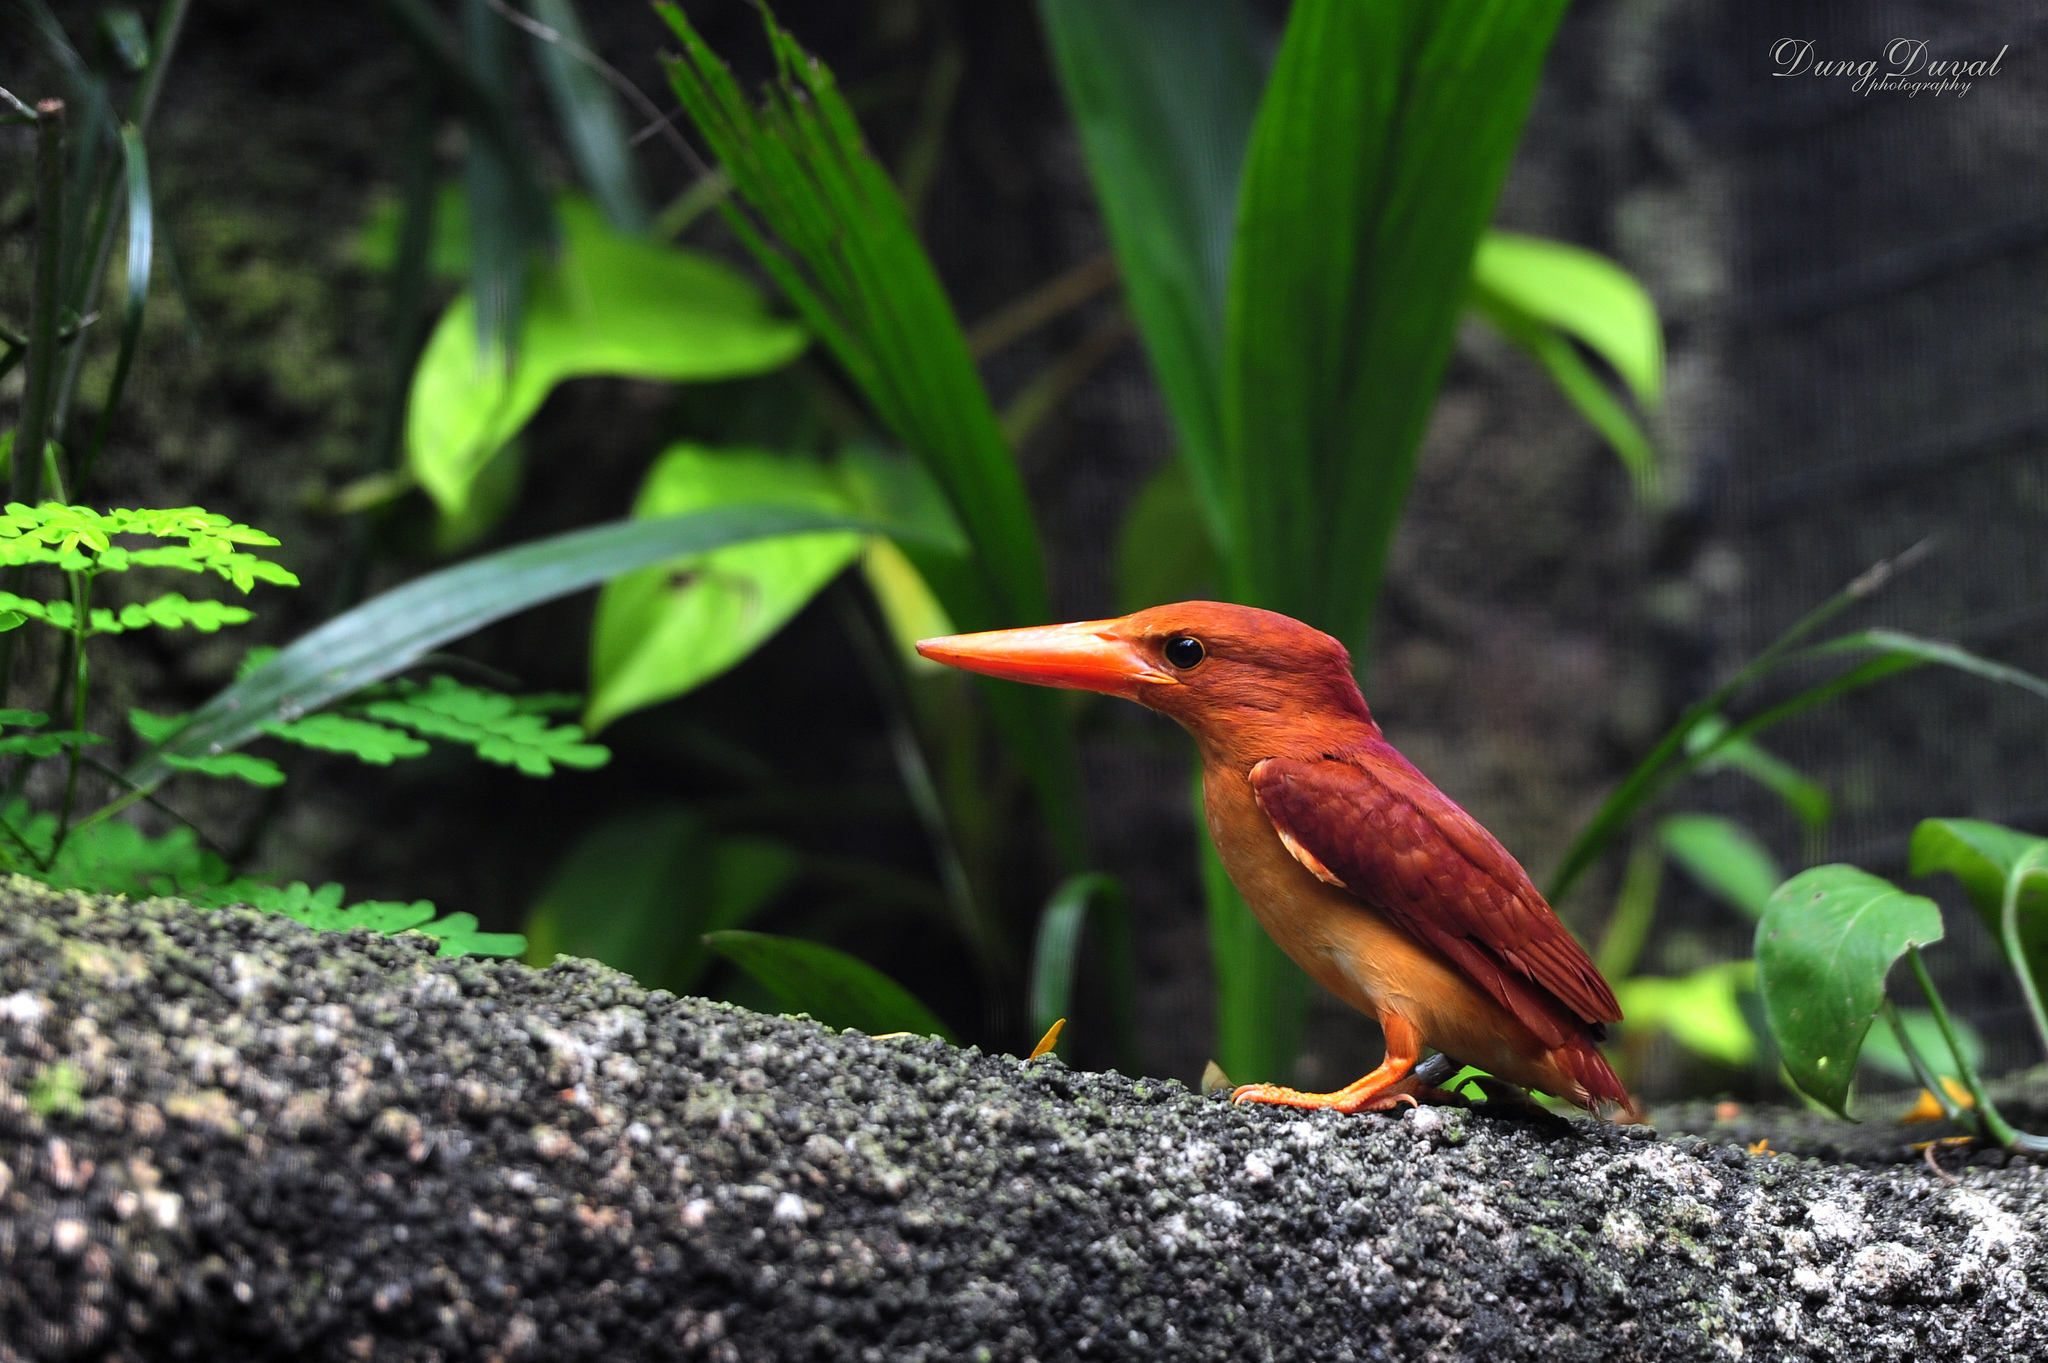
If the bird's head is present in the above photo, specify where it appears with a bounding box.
[915,601,1378,757]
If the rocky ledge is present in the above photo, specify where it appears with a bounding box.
[0,881,2041,1361]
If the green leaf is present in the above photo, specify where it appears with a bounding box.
[1469,286,1658,496]
[704,929,956,1040]
[355,182,470,278]
[1037,0,1262,546]
[261,713,431,765]
[124,504,900,790]
[658,4,1086,869]
[1546,559,2048,905]
[1685,715,1831,832]
[187,878,523,957]
[1755,865,1945,1117]
[0,730,101,758]
[523,0,649,234]
[406,910,528,959]
[1658,814,1781,919]
[1860,1006,1984,1084]
[1222,0,1569,656]
[859,539,954,671]
[1910,818,2048,989]
[32,816,228,899]
[1807,627,2048,704]
[407,197,809,516]
[162,751,286,787]
[0,709,49,728]
[1028,872,1137,1068]
[1615,961,1757,1067]
[523,807,796,993]
[109,593,254,633]
[587,445,864,732]
[1471,230,1663,406]
[1115,459,1217,613]
[366,677,609,777]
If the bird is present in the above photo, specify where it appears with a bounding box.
[916,601,1628,1115]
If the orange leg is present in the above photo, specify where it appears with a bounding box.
[1233,1012,1423,1114]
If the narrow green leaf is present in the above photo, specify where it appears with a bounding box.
[1755,865,1945,1117]
[1615,961,1757,1067]
[522,0,648,234]
[704,929,956,1040]
[1685,716,1831,832]
[459,0,550,357]
[1037,0,1262,545]
[407,198,808,516]
[1544,550,1998,905]
[79,122,153,484]
[0,709,48,728]
[586,445,863,732]
[657,4,1087,868]
[124,504,897,789]
[162,751,286,787]
[1658,814,1781,919]
[1223,0,1570,656]
[1806,627,2048,704]
[1471,231,1662,407]
[1028,872,1137,1068]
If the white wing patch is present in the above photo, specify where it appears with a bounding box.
[1274,825,1347,889]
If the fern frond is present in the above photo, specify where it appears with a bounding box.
[0,731,102,757]
[162,752,286,787]
[261,714,430,765]
[362,678,610,777]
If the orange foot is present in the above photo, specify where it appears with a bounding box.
[1230,1013,1423,1114]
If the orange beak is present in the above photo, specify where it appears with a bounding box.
[914,619,1172,698]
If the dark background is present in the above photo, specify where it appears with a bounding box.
[2,0,2044,1100]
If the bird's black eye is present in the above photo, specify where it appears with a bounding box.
[1164,636,1205,670]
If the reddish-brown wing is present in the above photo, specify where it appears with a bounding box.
[1249,747,1621,1033]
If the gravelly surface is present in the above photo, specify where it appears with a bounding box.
[1,881,2046,1361]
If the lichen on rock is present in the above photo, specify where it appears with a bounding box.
[0,878,2043,1360]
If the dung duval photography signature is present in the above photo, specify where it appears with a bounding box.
[1770,38,2009,97]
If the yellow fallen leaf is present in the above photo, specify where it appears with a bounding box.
[1028,1018,1065,1059]
[1899,1077,1976,1124]
[1200,1059,1234,1095]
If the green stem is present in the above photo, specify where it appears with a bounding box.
[64,775,161,842]
[1908,945,2048,1153]
[12,98,65,506]
[50,573,91,858]
[1880,999,1968,1128]
[2002,851,2048,1059]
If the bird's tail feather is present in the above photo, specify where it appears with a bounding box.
[1559,1034,1632,1114]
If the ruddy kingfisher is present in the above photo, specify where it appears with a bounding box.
[917,601,1627,1115]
